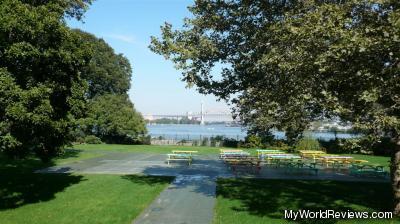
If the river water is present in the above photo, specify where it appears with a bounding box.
[147,124,358,141]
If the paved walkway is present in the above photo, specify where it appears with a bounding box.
[133,175,216,224]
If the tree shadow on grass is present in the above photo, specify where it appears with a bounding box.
[0,173,84,210]
[0,149,82,173]
[121,175,174,186]
[217,178,393,224]
[57,149,83,160]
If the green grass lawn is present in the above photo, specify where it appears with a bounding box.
[0,148,173,224]
[71,143,223,155]
[0,150,104,173]
[0,174,172,224]
[215,178,397,224]
[341,154,391,170]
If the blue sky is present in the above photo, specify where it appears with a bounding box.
[67,0,230,115]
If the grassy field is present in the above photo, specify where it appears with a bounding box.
[0,149,172,224]
[72,143,223,155]
[0,150,104,173]
[215,178,397,224]
[0,174,172,224]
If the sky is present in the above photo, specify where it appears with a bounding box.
[67,0,230,115]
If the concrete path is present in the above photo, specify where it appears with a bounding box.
[133,175,216,224]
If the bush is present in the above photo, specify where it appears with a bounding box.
[319,136,395,156]
[201,137,209,146]
[84,135,103,144]
[139,135,151,145]
[222,138,240,148]
[295,137,321,152]
[242,135,262,148]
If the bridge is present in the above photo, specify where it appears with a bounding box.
[144,103,235,124]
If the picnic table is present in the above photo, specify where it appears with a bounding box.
[265,155,302,167]
[350,164,387,178]
[172,150,198,155]
[269,154,301,159]
[283,161,319,175]
[225,157,261,174]
[256,149,285,158]
[166,153,193,165]
[220,151,250,159]
[299,150,326,158]
[319,156,354,167]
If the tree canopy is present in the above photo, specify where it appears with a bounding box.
[150,0,400,213]
[0,0,93,161]
[71,30,146,144]
[150,0,400,142]
[78,94,147,144]
[75,30,132,99]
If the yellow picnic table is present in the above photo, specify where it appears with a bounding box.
[319,156,354,167]
[299,150,327,161]
[353,159,369,164]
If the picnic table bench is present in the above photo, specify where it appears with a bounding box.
[166,153,193,165]
[172,150,198,155]
[299,151,327,160]
[268,157,302,167]
[319,156,354,167]
[225,157,261,174]
[284,161,319,175]
[349,164,387,178]
[256,149,284,157]
[220,151,250,159]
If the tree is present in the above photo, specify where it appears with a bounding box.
[0,0,93,161]
[74,30,132,99]
[79,94,147,144]
[150,0,400,213]
[71,30,146,143]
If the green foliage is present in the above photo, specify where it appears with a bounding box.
[79,94,147,144]
[71,31,146,145]
[295,137,322,152]
[320,137,396,155]
[243,135,262,149]
[84,135,102,144]
[0,0,92,161]
[150,0,400,145]
[74,30,132,99]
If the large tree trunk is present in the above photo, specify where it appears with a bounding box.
[391,136,400,216]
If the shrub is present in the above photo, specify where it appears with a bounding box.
[201,137,209,146]
[84,135,103,144]
[243,135,262,148]
[295,137,321,151]
[139,135,151,145]
[222,138,239,148]
[319,136,395,156]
